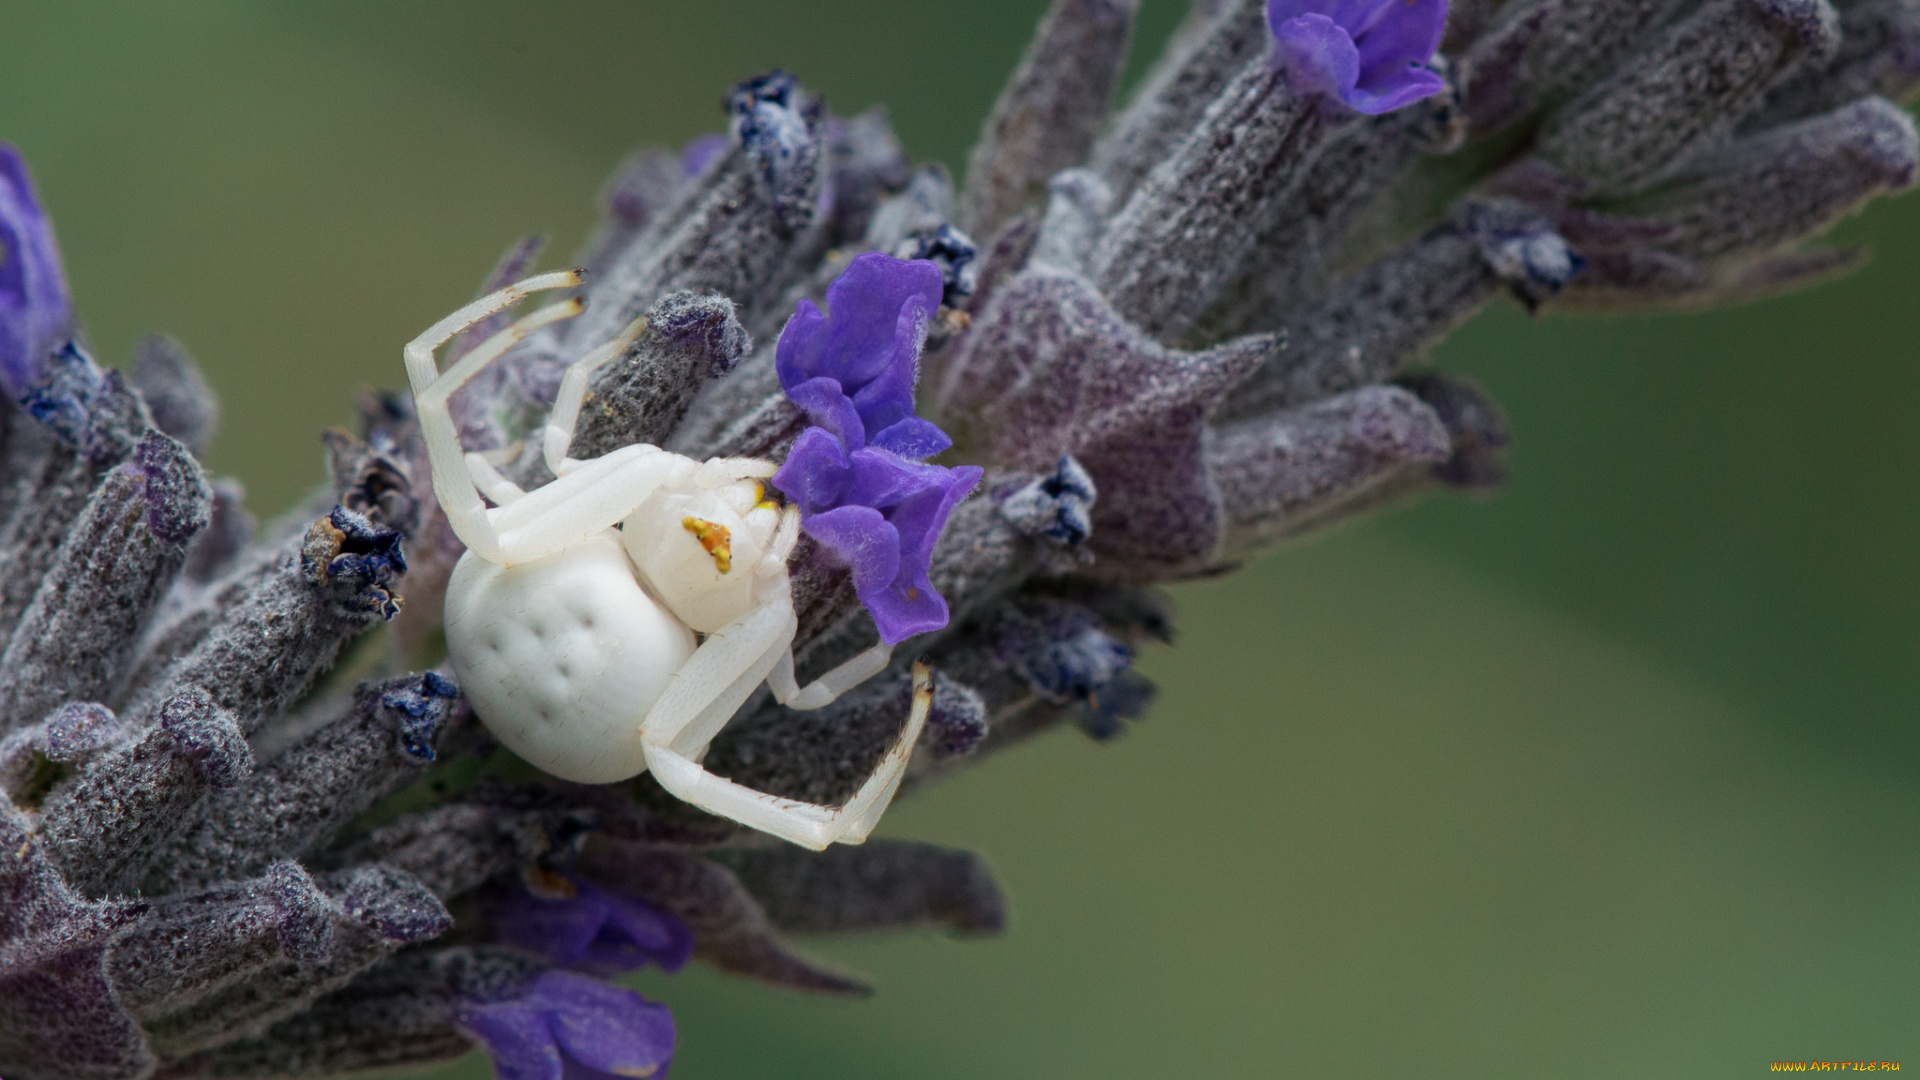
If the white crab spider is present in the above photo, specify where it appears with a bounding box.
[403,269,928,850]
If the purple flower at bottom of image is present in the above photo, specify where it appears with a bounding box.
[455,971,676,1080]
[492,877,695,976]
[774,427,983,645]
[0,143,73,398]
[1266,0,1448,115]
[775,251,945,451]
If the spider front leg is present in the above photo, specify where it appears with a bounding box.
[404,269,584,560]
[638,597,930,850]
[542,313,650,477]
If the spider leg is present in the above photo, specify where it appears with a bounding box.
[767,642,894,710]
[639,599,929,850]
[759,506,802,570]
[543,314,650,477]
[488,444,691,565]
[644,600,796,760]
[403,269,583,561]
[826,662,931,844]
[465,451,525,505]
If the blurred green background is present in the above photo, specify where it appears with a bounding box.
[3,2,1916,1076]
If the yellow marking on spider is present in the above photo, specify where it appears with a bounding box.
[682,516,733,573]
[750,480,779,513]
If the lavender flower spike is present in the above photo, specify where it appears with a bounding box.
[774,251,947,455]
[455,970,676,1080]
[1267,0,1449,115]
[0,144,73,397]
[490,875,695,977]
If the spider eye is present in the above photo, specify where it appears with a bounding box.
[681,516,733,574]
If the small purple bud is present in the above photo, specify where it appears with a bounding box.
[264,861,336,965]
[1266,0,1449,114]
[40,702,125,762]
[137,430,212,547]
[926,671,988,757]
[158,689,252,791]
[335,864,452,945]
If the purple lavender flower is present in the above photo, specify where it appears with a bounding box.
[454,971,676,1080]
[775,428,982,644]
[1266,0,1448,115]
[492,877,695,976]
[0,144,73,397]
[774,251,947,454]
[770,252,983,643]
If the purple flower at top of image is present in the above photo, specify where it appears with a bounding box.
[0,143,72,398]
[454,970,676,1080]
[774,251,948,455]
[1266,0,1448,115]
[490,876,695,976]
[774,427,982,645]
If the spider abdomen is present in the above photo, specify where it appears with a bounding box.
[444,530,696,783]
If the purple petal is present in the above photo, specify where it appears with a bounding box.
[593,893,695,973]
[845,269,936,437]
[1345,65,1448,114]
[0,144,72,398]
[844,447,948,509]
[1352,0,1446,74]
[455,1003,564,1080]
[862,584,949,645]
[783,375,868,449]
[1266,0,1322,25]
[774,253,941,436]
[816,252,942,388]
[499,888,615,964]
[869,465,981,645]
[803,505,901,598]
[772,426,854,516]
[1329,0,1401,42]
[533,973,677,1080]
[1271,14,1360,99]
[892,465,983,576]
[773,299,827,393]
[867,416,953,460]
